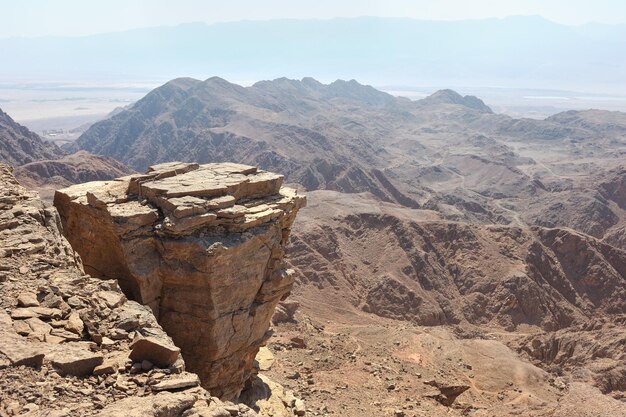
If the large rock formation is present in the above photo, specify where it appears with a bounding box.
[0,163,258,416]
[54,162,306,400]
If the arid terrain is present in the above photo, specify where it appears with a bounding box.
[1,77,625,416]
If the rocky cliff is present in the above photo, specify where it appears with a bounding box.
[0,163,260,416]
[54,162,306,400]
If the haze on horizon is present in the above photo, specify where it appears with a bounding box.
[3,0,626,39]
[2,0,626,125]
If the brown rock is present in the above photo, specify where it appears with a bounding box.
[129,336,180,367]
[290,337,307,349]
[47,345,104,376]
[423,380,470,406]
[54,162,305,400]
[17,292,39,307]
[0,336,45,368]
[272,300,299,324]
[151,373,200,391]
[0,311,46,367]
[93,358,119,375]
[65,311,84,335]
[94,391,198,417]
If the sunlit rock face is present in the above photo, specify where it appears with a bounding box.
[54,162,306,400]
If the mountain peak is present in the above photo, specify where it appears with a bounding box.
[420,89,493,113]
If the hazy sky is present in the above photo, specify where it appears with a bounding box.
[3,0,626,39]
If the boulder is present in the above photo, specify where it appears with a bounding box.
[17,292,39,307]
[423,379,470,406]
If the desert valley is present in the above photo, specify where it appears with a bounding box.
[2,4,626,416]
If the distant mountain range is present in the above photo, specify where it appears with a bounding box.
[2,16,626,92]
[70,76,498,207]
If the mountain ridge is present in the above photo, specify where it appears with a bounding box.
[0,107,63,165]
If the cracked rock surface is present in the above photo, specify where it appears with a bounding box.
[54,162,306,400]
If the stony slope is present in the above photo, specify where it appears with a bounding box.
[287,191,626,331]
[282,191,626,407]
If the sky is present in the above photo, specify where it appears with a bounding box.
[2,0,626,39]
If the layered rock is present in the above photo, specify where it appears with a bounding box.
[0,163,256,416]
[54,162,306,400]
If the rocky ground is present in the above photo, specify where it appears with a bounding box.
[0,164,284,417]
[265,306,626,417]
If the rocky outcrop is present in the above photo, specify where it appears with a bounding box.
[54,162,306,400]
[0,163,256,416]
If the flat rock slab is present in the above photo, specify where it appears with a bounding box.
[152,373,200,391]
[0,311,46,368]
[46,344,104,376]
[17,292,39,307]
[129,336,180,367]
[94,390,199,417]
[0,336,45,368]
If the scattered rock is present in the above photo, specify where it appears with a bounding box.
[294,398,306,416]
[423,380,470,406]
[93,358,119,376]
[290,336,307,349]
[272,300,299,324]
[255,347,275,371]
